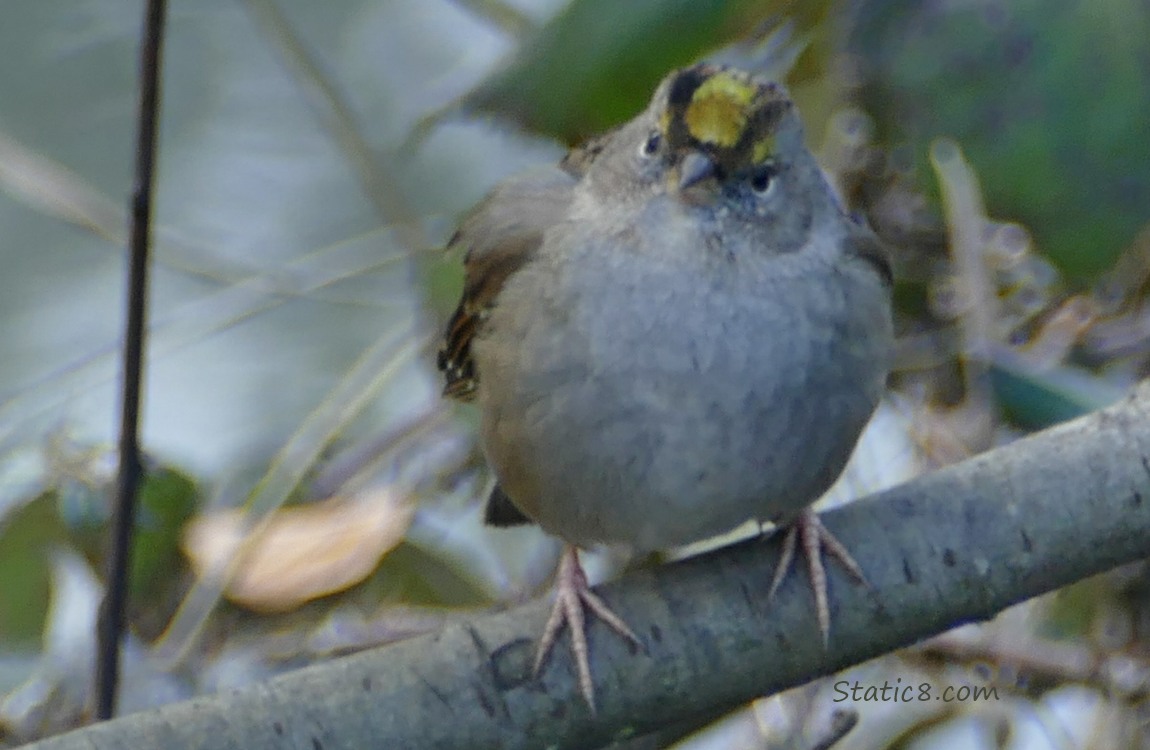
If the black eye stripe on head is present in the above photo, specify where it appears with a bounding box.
[731,98,791,165]
[666,65,713,108]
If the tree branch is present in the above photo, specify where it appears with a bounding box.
[26,383,1150,749]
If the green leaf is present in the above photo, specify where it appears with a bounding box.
[374,542,491,607]
[128,467,199,602]
[0,495,67,646]
[990,346,1127,430]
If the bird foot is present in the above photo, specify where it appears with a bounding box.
[533,545,641,713]
[766,509,867,643]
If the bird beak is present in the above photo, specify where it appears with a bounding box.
[678,151,717,190]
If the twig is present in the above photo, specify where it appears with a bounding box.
[93,0,167,721]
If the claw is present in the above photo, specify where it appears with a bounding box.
[533,545,641,712]
[767,510,867,643]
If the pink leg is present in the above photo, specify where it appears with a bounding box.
[533,545,641,713]
[766,509,867,643]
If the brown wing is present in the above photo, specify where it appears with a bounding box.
[437,167,578,400]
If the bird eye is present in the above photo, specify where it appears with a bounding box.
[750,163,776,195]
[639,131,662,157]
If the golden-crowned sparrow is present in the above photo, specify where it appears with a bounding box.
[438,63,893,710]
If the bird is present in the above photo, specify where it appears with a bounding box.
[437,63,893,711]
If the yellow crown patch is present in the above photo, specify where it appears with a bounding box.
[684,73,759,148]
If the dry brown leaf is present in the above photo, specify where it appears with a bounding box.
[182,488,415,613]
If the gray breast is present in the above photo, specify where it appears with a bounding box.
[475,219,890,551]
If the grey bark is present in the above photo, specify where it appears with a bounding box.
[20,383,1150,750]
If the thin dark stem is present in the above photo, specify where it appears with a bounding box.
[94,0,167,721]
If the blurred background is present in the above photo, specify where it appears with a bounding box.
[1,0,1150,747]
